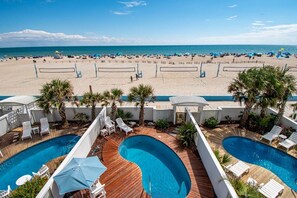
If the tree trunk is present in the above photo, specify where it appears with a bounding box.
[240,103,252,127]
[59,104,68,127]
[111,103,117,121]
[139,103,144,126]
[91,104,95,121]
[275,103,285,125]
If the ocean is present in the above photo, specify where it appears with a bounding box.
[1,45,297,57]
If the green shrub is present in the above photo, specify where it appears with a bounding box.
[204,117,219,128]
[155,119,170,129]
[74,113,89,125]
[177,122,197,147]
[10,177,47,198]
[214,149,231,165]
[229,178,265,198]
[116,109,133,122]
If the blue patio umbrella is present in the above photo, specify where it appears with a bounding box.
[53,157,107,195]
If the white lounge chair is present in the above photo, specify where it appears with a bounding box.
[105,116,115,135]
[278,132,297,151]
[32,164,50,179]
[22,121,32,141]
[261,125,282,144]
[40,118,50,136]
[225,161,250,178]
[258,179,284,198]
[115,118,133,135]
[90,181,106,198]
[0,186,11,198]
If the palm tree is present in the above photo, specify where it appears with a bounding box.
[275,68,296,125]
[102,88,123,121]
[81,91,102,121]
[38,79,73,127]
[228,68,264,127]
[128,84,155,126]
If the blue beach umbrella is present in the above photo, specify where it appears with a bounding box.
[53,157,107,195]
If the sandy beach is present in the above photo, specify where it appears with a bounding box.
[0,55,296,97]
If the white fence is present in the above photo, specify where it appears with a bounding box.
[186,108,238,198]
[36,107,106,198]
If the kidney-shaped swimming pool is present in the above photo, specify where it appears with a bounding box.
[119,135,191,198]
[0,134,80,190]
[223,136,297,191]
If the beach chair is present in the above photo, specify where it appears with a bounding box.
[0,185,11,198]
[278,132,297,151]
[32,164,50,179]
[225,161,250,178]
[258,179,284,198]
[115,118,133,135]
[260,125,282,144]
[40,118,50,136]
[90,181,106,198]
[105,116,115,135]
[21,121,33,141]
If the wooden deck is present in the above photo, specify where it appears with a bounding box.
[202,124,297,198]
[84,127,214,198]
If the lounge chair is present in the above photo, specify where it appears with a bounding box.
[115,118,133,135]
[105,116,115,135]
[21,121,32,141]
[32,164,50,179]
[258,179,284,198]
[261,125,282,144]
[278,132,297,151]
[0,185,11,198]
[90,180,106,198]
[225,161,250,178]
[40,118,50,136]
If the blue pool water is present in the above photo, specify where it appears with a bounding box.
[223,136,297,191]
[0,134,80,190]
[119,135,191,198]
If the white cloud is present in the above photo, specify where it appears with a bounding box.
[111,10,131,15]
[228,4,237,8]
[0,29,129,47]
[194,24,297,45]
[252,21,265,26]
[227,15,237,20]
[118,1,147,8]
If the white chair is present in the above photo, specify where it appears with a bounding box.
[22,121,33,141]
[0,185,11,198]
[247,177,258,187]
[40,118,50,136]
[0,150,3,158]
[261,125,282,144]
[225,161,250,178]
[32,164,50,179]
[258,179,284,198]
[90,181,106,198]
[278,132,297,151]
[115,118,133,135]
[105,116,115,135]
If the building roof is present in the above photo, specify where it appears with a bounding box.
[169,96,209,106]
[0,95,37,106]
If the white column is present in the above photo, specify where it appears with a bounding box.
[173,106,176,125]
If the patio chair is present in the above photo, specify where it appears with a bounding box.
[0,185,11,198]
[115,118,133,135]
[258,179,284,198]
[32,164,50,179]
[21,121,32,141]
[247,177,258,187]
[260,125,282,144]
[40,118,50,136]
[278,132,297,151]
[105,116,115,135]
[225,161,250,178]
[90,181,106,198]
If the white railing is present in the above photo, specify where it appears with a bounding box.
[36,107,106,198]
[186,107,238,198]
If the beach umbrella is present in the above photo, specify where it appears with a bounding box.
[53,156,107,195]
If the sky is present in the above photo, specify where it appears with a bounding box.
[0,0,297,47]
